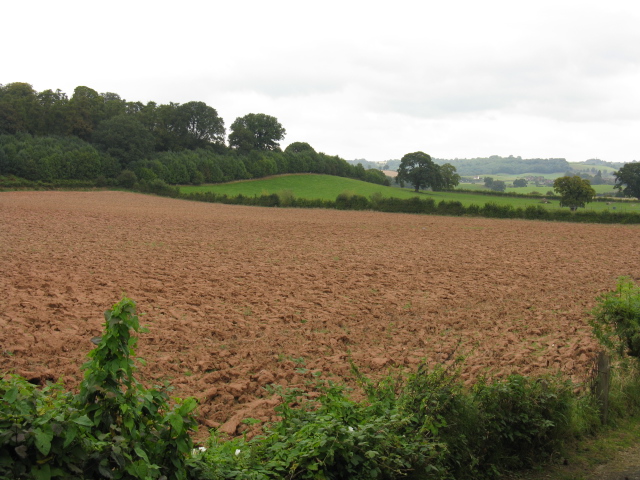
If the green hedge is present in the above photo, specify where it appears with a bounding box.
[180,191,640,224]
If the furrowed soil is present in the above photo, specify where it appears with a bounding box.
[1,191,639,439]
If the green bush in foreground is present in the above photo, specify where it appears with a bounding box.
[194,363,577,480]
[1,298,198,480]
[591,276,640,359]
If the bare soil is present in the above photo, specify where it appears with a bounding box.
[1,191,639,439]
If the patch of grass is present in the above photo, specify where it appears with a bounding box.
[180,174,413,201]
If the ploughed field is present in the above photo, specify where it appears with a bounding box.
[1,191,638,437]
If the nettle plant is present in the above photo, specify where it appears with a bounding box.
[1,297,198,480]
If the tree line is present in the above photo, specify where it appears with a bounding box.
[384,155,572,176]
[0,82,389,187]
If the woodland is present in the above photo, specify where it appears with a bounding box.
[0,83,389,187]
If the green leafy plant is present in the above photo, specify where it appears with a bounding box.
[0,297,200,480]
[591,276,640,359]
[0,376,95,479]
[76,297,198,479]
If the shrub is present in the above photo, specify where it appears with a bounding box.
[590,276,640,359]
[336,191,370,210]
[200,375,445,480]
[0,376,92,479]
[0,298,199,480]
[436,200,466,216]
[117,169,138,189]
[277,189,295,207]
[480,202,515,219]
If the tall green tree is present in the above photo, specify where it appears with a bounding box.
[553,175,596,211]
[229,113,286,153]
[152,101,225,151]
[179,101,225,149]
[437,163,461,191]
[614,162,640,199]
[284,141,316,154]
[396,151,442,192]
[101,91,127,119]
[67,86,105,141]
[0,82,39,134]
[35,89,69,136]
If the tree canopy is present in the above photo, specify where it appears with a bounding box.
[396,152,459,192]
[229,113,286,154]
[614,162,640,199]
[91,115,155,167]
[553,176,596,211]
[513,178,528,188]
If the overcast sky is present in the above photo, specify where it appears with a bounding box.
[4,1,640,163]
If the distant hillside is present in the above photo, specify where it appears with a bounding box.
[356,156,570,176]
[432,156,570,176]
[576,158,627,169]
[350,156,633,177]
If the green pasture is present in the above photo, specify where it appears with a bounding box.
[181,175,421,201]
[181,174,639,213]
[430,190,638,213]
[458,182,618,196]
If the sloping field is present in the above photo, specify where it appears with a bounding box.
[1,191,638,437]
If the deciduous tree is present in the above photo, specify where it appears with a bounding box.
[396,151,442,192]
[229,113,286,153]
[490,180,506,192]
[614,162,640,199]
[513,178,528,188]
[553,175,596,211]
[437,163,461,191]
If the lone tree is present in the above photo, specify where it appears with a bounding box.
[490,180,506,192]
[513,178,528,188]
[553,175,596,211]
[396,151,457,192]
[614,162,640,199]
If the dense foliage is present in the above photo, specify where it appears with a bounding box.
[0,298,198,480]
[483,177,506,192]
[0,83,389,187]
[438,156,571,176]
[395,152,460,192]
[591,277,640,359]
[614,162,640,200]
[192,361,580,480]
[553,176,596,211]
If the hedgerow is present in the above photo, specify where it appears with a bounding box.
[179,191,640,224]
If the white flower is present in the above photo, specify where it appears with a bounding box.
[348,426,354,432]
[235,449,242,456]
[192,447,207,456]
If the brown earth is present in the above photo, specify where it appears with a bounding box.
[1,191,639,439]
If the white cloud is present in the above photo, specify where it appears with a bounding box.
[4,0,640,163]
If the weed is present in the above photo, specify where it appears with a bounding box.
[1,298,199,480]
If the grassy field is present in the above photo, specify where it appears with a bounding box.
[457,182,619,196]
[181,175,422,201]
[180,174,639,213]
